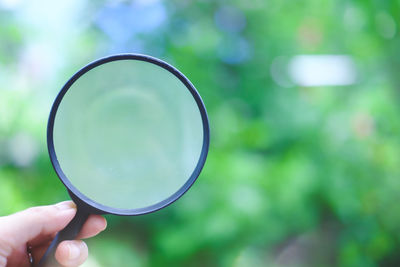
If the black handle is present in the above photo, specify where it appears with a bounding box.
[36,208,90,267]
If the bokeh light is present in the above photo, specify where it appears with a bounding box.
[1,0,400,266]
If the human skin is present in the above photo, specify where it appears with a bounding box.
[0,201,107,267]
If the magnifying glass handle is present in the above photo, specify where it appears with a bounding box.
[36,207,90,267]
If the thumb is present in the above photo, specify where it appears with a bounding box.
[2,201,77,247]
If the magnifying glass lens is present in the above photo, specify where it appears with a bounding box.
[53,59,204,210]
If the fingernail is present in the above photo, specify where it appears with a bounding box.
[101,219,107,231]
[56,201,76,211]
[97,217,107,231]
[68,243,81,260]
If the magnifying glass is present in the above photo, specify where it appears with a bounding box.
[37,54,210,267]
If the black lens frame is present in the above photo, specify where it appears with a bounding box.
[47,54,210,216]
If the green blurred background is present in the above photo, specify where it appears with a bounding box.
[1,0,400,266]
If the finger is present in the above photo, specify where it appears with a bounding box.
[2,201,76,247]
[55,240,88,267]
[31,215,106,262]
[31,215,106,265]
[31,214,107,247]
[76,215,107,239]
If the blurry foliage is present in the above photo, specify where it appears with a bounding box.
[1,0,400,266]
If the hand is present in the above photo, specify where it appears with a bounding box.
[0,201,107,267]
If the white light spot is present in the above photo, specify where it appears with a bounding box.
[0,0,21,10]
[8,132,38,167]
[270,56,293,88]
[289,55,357,87]
[375,12,396,39]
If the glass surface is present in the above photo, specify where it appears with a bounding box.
[53,60,204,210]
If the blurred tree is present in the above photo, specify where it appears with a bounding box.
[1,0,400,266]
